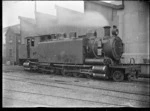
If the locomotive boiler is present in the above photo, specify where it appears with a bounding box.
[23,26,140,82]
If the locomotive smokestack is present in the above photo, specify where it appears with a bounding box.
[103,26,111,39]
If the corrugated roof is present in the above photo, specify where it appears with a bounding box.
[9,24,20,34]
[3,27,9,32]
[36,6,101,36]
[35,11,57,20]
[35,11,57,29]
[88,1,124,9]
[4,24,20,34]
[55,5,84,17]
[18,16,36,25]
[55,5,84,24]
[35,6,94,36]
[18,5,103,37]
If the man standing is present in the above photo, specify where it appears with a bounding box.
[112,25,119,36]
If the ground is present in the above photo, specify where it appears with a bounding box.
[2,65,150,107]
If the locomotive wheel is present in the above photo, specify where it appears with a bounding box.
[85,74,93,79]
[61,70,70,76]
[112,70,124,82]
[127,73,135,82]
[55,69,61,75]
[73,73,83,78]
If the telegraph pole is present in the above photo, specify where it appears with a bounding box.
[35,0,37,13]
[34,0,37,26]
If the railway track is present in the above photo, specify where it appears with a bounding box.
[3,72,150,96]
[3,89,123,107]
[3,70,150,85]
[3,77,150,103]
[3,72,150,107]
[3,96,54,107]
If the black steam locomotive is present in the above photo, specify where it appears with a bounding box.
[23,26,140,82]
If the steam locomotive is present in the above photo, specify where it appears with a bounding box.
[23,26,140,82]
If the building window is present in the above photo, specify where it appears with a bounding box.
[40,35,52,42]
[9,36,13,43]
[64,33,67,38]
[9,49,12,57]
[31,38,34,47]
[18,39,21,43]
[9,36,12,40]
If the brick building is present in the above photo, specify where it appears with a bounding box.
[2,44,6,64]
[5,24,21,65]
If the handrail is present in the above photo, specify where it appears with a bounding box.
[130,58,135,65]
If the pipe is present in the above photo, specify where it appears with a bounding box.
[24,67,31,71]
[23,61,30,67]
[85,58,105,65]
[92,65,108,74]
[92,73,106,78]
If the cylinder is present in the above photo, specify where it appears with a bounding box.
[24,67,31,71]
[92,65,108,74]
[92,73,106,78]
[85,58,105,65]
[23,61,30,67]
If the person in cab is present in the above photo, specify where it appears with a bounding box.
[112,25,119,36]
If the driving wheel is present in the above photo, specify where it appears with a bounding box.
[73,72,83,78]
[127,73,135,81]
[112,70,124,82]
[61,69,70,76]
[85,74,93,79]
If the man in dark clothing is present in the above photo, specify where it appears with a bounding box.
[112,25,119,36]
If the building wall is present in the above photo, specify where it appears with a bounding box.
[2,44,7,64]
[19,44,27,59]
[3,44,6,57]
[5,29,21,64]
[117,1,149,64]
[16,34,21,63]
[84,1,117,27]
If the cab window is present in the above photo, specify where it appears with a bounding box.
[31,38,34,47]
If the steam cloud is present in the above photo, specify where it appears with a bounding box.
[36,10,109,35]
[57,11,109,27]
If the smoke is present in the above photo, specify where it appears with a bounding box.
[36,9,109,35]
[57,11,109,27]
